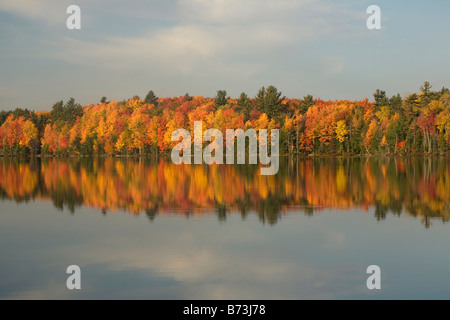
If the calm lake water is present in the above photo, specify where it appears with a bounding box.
[0,157,449,299]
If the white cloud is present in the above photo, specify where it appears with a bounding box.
[1,0,367,106]
[179,0,314,24]
[37,0,360,80]
[4,0,359,78]
[39,214,361,299]
[0,0,68,25]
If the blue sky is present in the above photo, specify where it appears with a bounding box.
[1,0,449,110]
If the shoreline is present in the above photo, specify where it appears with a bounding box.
[1,153,449,159]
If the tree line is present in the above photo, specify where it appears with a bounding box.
[1,83,449,157]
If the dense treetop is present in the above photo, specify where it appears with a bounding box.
[1,83,449,157]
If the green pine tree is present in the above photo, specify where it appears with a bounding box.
[144,90,158,105]
[214,90,227,108]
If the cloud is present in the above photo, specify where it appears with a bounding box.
[37,0,360,81]
[35,214,362,299]
[0,0,68,25]
[0,199,370,299]
[2,0,360,79]
[179,0,314,24]
[1,0,371,107]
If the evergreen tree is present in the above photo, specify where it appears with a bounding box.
[11,108,33,121]
[0,110,11,125]
[350,113,365,155]
[420,81,433,107]
[404,93,420,117]
[370,127,382,154]
[255,86,265,111]
[264,86,283,119]
[237,92,251,123]
[64,98,83,124]
[50,100,64,124]
[144,90,158,105]
[385,123,397,153]
[439,87,450,96]
[389,93,402,113]
[214,90,227,108]
[300,95,314,114]
[178,93,193,102]
[237,92,248,105]
[50,98,82,125]
[255,86,283,119]
[373,89,388,109]
[413,126,423,153]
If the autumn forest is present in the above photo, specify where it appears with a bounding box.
[1,82,450,157]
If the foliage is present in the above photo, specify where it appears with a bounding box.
[1,82,449,157]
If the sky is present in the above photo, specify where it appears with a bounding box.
[1,0,449,111]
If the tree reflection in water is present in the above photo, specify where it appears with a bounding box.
[0,157,449,228]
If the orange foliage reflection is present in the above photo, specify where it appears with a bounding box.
[1,157,449,227]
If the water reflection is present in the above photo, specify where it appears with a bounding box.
[1,157,449,227]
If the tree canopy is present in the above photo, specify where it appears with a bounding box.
[1,82,449,157]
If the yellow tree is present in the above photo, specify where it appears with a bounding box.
[21,120,39,154]
[335,120,348,152]
[129,109,149,154]
[115,129,132,155]
[255,113,269,130]
[164,119,180,150]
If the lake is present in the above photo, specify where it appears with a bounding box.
[0,156,449,299]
